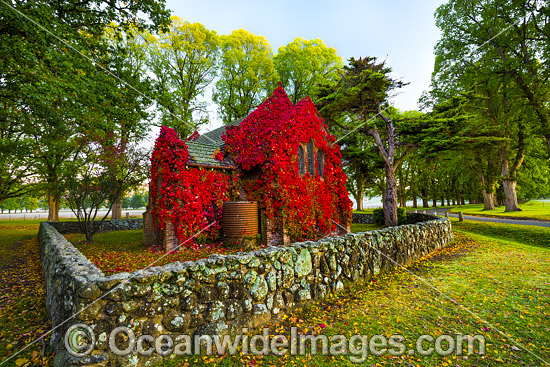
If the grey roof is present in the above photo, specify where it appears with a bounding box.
[194,119,243,146]
[186,141,233,168]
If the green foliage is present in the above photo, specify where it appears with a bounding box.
[397,207,406,224]
[213,29,278,124]
[372,208,385,226]
[64,136,149,241]
[0,0,169,207]
[147,17,221,137]
[274,38,342,105]
[373,207,406,226]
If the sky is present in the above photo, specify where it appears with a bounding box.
[163,0,446,133]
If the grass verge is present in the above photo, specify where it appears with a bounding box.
[158,221,550,366]
[447,201,550,221]
[0,222,52,366]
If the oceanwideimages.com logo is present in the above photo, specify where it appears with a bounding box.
[65,323,486,363]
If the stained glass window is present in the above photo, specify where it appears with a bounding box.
[297,145,305,175]
[307,140,315,176]
[317,150,324,177]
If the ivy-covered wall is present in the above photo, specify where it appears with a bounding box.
[40,214,453,366]
[147,87,353,250]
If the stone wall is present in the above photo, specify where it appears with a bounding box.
[351,212,374,224]
[39,214,453,366]
[47,218,142,234]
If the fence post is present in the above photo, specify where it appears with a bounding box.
[458,212,464,222]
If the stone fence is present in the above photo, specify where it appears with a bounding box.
[46,218,142,234]
[351,212,374,224]
[39,215,453,366]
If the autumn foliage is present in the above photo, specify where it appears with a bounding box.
[150,87,352,247]
[223,87,352,240]
[150,127,231,246]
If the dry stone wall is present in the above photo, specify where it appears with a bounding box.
[39,215,453,366]
[47,218,142,234]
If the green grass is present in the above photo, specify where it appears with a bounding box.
[1,218,549,366]
[451,218,550,249]
[353,208,377,214]
[0,222,52,365]
[447,200,550,221]
[64,229,145,251]
[0,221,41,267]
[350,223,382,233]
[158,220,550,366]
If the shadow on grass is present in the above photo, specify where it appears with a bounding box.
[452,220,550,250]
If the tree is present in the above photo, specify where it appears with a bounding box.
[64,133,148,242]
[274,38,343,105]
[101,24,158,219]
[433,0,550,156]
[20,194,39,212]
[318,57,410,226]
[0,0,170,220]
[213,29,278,124]
[1,198,19,213]
[148,17,220,137]
[130,193,147,209]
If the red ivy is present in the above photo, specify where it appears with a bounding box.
[150,87,352,247]
[186,130,200,142]
[223,87,352,241]
[150,127,230,248]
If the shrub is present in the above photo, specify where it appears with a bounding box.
[398,207,407,225]
[373,208,384,226]
[373,207,407,226]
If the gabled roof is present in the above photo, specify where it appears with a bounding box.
[194,119,243,146]
[186,141,233,168]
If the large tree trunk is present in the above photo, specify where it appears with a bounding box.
[367,109,410,227]
[412,195,418,208]
[111,196,122,219]
[499,141,523,212]
[354,192,364,211]
[482,190,496,211]
[48,195,60,222]
[383,167,399,227]
[502,179,521,212]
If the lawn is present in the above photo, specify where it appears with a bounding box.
[1,219,549,366]
[350,223,382,232]
[0,221,52,366]
[158,219,550,366]
[447,200,550,221]
[355,200,550,221]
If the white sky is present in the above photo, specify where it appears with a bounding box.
[163,0,446,133]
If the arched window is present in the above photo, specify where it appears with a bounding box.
[317,150,325,177]
[297,145,305,175]
[307,140,315,176]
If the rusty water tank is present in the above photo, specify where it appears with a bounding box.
[223,201,259,239]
